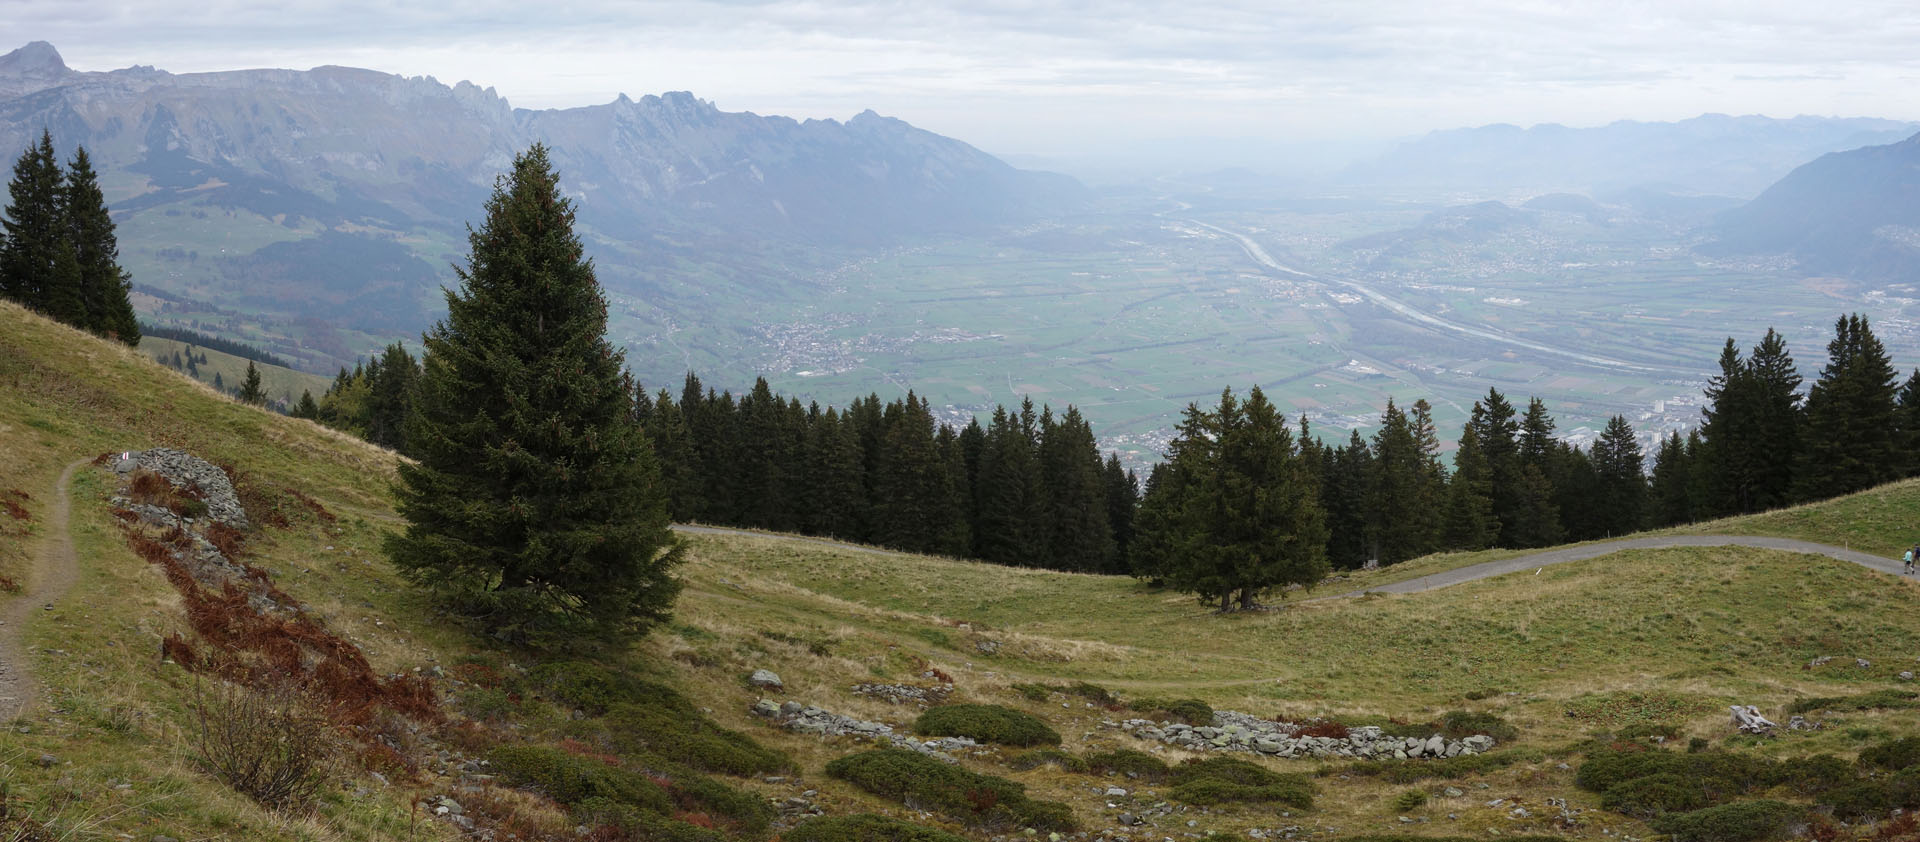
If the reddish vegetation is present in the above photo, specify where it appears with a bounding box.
[0,574,18,595]
[673,812,718,829]
[559,737,622,767]
[2,489,29,521]
[117,510,439,733]
[452,661,504,688]
[1290,720,1351,739]
[1875,814,1919,840]
[203,521,246,557]
[285,488,337,523]
[216,462,292,528]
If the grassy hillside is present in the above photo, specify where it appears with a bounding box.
[139,335,333,407]
[7,298,1920,840]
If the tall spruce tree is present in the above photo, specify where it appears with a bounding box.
[974,405,1040,565]
[1648,431,1694,526]
[1444,423,1497,550]
[1590,415,1647,535]
[364,343,419,451]
[385,145,681,646]
[1699,338,1761,515]
[1897,370,1920,477]
[1746,329,1802,509]
[61,146,138,343]
[1036,405,1114,572]
[1,131,63,310]
[1797,314,1900,500]
[1367,399,1442,564]
[1102,455,1139,572]
[1322,430,1373,568]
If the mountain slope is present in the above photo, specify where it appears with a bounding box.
[1707,131,1920,281]
[0,41,1083,366]
[1343,113,1919,200]
[7,300,1920,839]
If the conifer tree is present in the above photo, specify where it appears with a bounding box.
[1797,314,1900,500]
[806,407,865,539]
[974,405,1040,565]
[293,389,320,419]
[61,146,138,343]
[1469,389,1524,543]
[1102,455,1138,572]
[386,145,681,646]
[1745,329,1802,508]
[873,393,969,555]
[1367,399,1442,564]
[42,236,84,325]
[1699,338,1761,515]
[1648,431,1694,526]
[1897,370,1920,476]
[1590,415,1647,535]
[1444,423,1497,550]
[1036,405,1114,572]
[1,131,62,309]
[236,360,265,405]
[212,370,225,393]
[1322,430,1373,568]
[364,343,419,451]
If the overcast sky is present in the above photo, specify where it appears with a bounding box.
[14,0,1920,170]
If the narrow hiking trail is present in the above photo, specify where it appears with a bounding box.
[1334,534,1897,598]
[0,459,86,720]
[673,523,1898,601]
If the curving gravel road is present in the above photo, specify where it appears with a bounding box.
[1335,534,1896,598]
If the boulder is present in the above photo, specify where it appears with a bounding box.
[749,669,784,689]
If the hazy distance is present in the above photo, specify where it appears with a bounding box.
[26,0,1920,178]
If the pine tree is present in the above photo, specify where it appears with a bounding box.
[1469,389,1525,544]
[1897,370,1920,476]
[1699,338,1761,515]
[0,131,63,310]
[1322,430,1373,568]
[236,360,266,405]
[974,405,1040,565]
[1798,314,1900,500]
[1746,329,1802,509]
[1590,415,1647,535]
[385,145,682,646]
[1648,431,1694,526]
[61,146,138,343]
[293,389,320,419]
[1102,455,1138,572]
[1036,405,1114,572]
[364,343,419,451]
[42,236,84,324]
[1444,423,1497,550]
[212,370,226,393]
[1367,399,1442,564]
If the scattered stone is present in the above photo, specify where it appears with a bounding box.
[1730,705,1777,734]
[35,754,56,768]
[1808,655,1834,668]
[1901,671,1915,682]
[749,669,783,690]
[751,699,977,759]
[852,681,952,706]
[976,639,1001,655]
[1858,658,1873,669]
[117,448,249,528]
[1112,709,1495,761]
[1442,787,1463,797]
[1788,715,1822,731]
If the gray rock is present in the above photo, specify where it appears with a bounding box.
[749,669,784,689]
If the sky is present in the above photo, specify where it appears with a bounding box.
[12,0,1920,172]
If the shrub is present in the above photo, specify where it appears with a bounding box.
[190,681,332,811]
[1392,789,1427,811]
[825,748,1076,832]
[783,814,972,842]
[1773,754,1852,795]
[1826,782,1894,821]
[1438,711,1516,742]
[914,704,1061,747]
[1335,748,1539,785]
[1168,757,1313,808]
[1616,722,1681,741]
[1574,746,1685,793]
[1649,800,1804,842]
[1128,697,1213,725]
[1786,690,1920,715]
[529,661,685,715]
[1008,748,1087,773]
[1009,683,1052,702]
[573,798,727,842]
[1062,682,1119,706]
[1859,736,1920,771]
[486,744,672,814]
[1601,773,1708,817]
[1085,749,1169,782]
[1464,688,1500,701]
[659,766,774,834]
[605,702,787,776]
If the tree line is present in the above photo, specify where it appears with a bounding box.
[1,130,139,344]
[302,309,1920,609]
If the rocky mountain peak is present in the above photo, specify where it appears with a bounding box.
[0,41,67,76]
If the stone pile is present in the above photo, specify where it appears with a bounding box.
[850,682,952,705]
[1113,710,1495,760]
[750,699,978,759]
[112,448,249,528]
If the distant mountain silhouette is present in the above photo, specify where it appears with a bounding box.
[0,42,1084,337]
[1343,114,1918,200]
[1708,131,1920,281]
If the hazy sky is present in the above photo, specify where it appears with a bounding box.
[14,0,1920,167]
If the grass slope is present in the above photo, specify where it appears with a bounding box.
[139,335,333,407]
[7,297,1920,840]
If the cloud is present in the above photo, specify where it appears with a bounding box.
[13,0,1920,166]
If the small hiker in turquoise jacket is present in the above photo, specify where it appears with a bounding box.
[1906,546,1917,575]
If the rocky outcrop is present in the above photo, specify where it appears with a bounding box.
[750,699,978,760]
[112,448,249,528]
[1113,710,1495,760]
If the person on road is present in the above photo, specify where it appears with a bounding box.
[1907,546,1918,575]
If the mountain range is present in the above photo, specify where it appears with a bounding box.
[0,41,1082,351]
[1709,130,1920,282]
[1342,114,1919,200]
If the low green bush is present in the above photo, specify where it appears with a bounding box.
[1574,747,1686,793]
[573,798,726,842]
[1615,722,1680,741]
[825,748,1077,832]
[1772,754,1852,795]
[1648,800,1804,842]
[1128,697,1213,725]
[1062,682,1119,706]
[1392,789,1427,811]
[1438,711,1517,742]
[529,661,691,716]
[605,702,787,776]
[1007,748,1087,773]
[1337,748,1538,784]
[1577,746,1773,810]
[1167,757,1313,808]
[783,814,971,842]
[1463,688,1501,701]
[1825,782,1893,821]
[1785,690,1920,715]
[1601,773,1708,817]
[1009,683,1052,702]
[1085,749,1169,782]
[914,704,1061,747]
[657,764,775,834]
[487,745,672,814]
[1858,736,1920,771]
